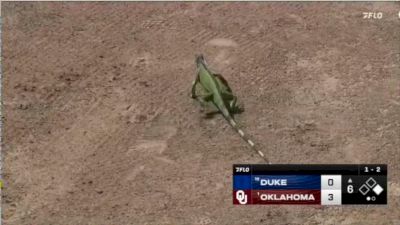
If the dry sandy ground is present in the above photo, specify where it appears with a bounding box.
[2,2,400,225]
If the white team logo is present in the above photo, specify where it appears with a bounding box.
[236,190,248,205]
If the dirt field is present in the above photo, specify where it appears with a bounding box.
[2,2,400,225]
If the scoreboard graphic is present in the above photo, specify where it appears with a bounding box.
[233,164,387,205]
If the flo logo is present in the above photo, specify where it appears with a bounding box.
[362,12,383,19]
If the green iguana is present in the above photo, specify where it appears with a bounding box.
[191,54,269,162]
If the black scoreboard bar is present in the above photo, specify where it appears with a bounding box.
[233,164,387,205]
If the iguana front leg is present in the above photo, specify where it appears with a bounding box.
[196,93,213,105]
[193,92,220,115]
[191,75,200,99]
[200,97,220,116]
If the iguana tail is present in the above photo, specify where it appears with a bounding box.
[221,108,269,163]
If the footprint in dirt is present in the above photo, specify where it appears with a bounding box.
[207,38,239,61]
[206,38,239,48]
[128,124,177,158]
[126,124,178,180]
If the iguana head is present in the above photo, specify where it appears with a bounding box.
[195,54,207,67]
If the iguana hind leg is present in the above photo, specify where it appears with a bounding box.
[229,96,237,111]
[221,92,234,101]
[229,96,244,114]
[221,92,243,114]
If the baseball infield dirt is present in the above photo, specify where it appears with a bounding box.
[2,2,400,225]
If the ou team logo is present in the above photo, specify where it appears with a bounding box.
[236,190,248,205]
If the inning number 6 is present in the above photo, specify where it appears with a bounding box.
[347,185,354,193]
